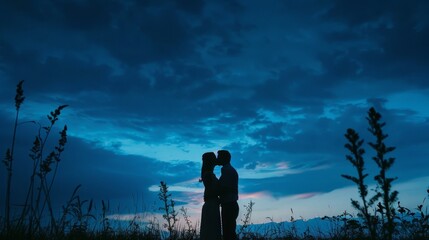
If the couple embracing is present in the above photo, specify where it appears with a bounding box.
[200,150,239,240]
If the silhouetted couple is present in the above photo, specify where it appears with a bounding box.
[200,150,239,240]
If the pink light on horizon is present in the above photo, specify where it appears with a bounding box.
[292,192,321,199]
[275,161,290,169]
[239,191,270,200]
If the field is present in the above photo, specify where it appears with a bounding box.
[1,82,428,239]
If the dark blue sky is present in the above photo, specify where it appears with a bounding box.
[1,0,429,223]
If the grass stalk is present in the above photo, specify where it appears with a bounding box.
[3,80,25,231]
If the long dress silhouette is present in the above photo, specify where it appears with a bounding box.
[200,152,221,240]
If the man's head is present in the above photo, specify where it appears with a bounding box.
[217,150,231,166]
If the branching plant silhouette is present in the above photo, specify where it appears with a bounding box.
[159,181,179,239]
[342,127,377,239]
[342,107,428,240]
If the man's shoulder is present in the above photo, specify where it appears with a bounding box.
[226,163,237,170]
[222,164,237,173]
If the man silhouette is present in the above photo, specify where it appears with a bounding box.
[217,150,239,240]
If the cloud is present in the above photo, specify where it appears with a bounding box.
[0,108,202,213]
[319,0,429,86]
[1,0,429,223]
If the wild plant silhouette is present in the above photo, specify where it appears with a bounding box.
[341,107,428,240]
[1,81,428,239]
[4,80,25,231]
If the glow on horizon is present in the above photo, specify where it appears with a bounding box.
[114,177,427,226]
[143,175,429,225]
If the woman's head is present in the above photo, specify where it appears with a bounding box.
[201,152,216,178]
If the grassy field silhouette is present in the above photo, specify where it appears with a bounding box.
[1,81,428,239]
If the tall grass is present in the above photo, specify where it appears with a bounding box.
[3,80,25,231]
[2,81,69,238]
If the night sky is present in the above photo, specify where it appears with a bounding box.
[1,0,429,225]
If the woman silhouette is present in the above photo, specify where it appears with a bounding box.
[199,152,221,240]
